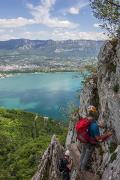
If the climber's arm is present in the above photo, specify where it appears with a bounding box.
[91,122,112,142]
[66,158,73,170]
[95,131,112,142]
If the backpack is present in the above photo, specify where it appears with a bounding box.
[75,118,97,144]
[58,158,69,172]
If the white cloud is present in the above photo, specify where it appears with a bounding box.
[0,28,108,41]
[22,31,50,39]
[0,0,77,29]
[68,7,80,15]
[0,0,107,41]
[0,29,5,33]
[93,23,101,28]
[9,29,14,33]
[0,30,50,40]
[27,0,77,28]
[51,30,108,40]
[0,17,35,28]
[67,1,89,15]
[0,34,16,41]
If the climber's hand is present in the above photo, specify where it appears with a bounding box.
[98,121,105,128]
[106,131,112,137]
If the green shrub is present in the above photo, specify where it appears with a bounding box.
[107,62,116,73]
[113,84,119,93]
[110,152,117,163]
[96,170,102,179]
[84,65,97,73]
[109,142,117,154]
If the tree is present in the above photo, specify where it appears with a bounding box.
[90,0,120,37]
[107,0,120,7]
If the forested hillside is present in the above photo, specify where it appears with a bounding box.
[0,109,67,179]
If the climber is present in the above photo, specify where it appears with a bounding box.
[79,106,112,171]
[76,105,98,144]
[59,150,72,180]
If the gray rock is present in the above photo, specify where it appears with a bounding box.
[32,135,63,180]
[102,146,120,180]
[97,40,120,143]
[77,39,120,179]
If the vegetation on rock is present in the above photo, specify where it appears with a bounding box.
[110,152,117,163]
[109,142,117,153]
[113,83,119,93]
[107,62,116,73]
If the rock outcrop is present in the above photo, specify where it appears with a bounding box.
[74,39,120,180]
[97,39,120,180]
[102,145,120,180]
[97,39,120,143]
[32,135,63,180]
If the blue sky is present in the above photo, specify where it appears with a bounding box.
[0,0,107,40]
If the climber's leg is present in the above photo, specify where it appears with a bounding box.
[62,171,70,180]
[80,144,95,171]
[79,143,88,170]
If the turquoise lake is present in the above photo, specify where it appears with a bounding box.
[0,72,85,121]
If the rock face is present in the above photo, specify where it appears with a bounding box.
[80,75,98,117]
[97,40,120,143]
[97,39,120,180]
[102,145,120,180]
[32,135,63,180]
[75,39,120,179]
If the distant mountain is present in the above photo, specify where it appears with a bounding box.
[0,39,105,70]
[0,39,104,58]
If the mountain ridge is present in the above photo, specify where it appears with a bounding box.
[0,39,104,68]
[0,38,104,51]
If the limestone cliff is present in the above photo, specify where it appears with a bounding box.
[97,39,120,180]
[97,39,120,143]
[74,39,120,180]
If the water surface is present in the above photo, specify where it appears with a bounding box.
[0,72,84,121]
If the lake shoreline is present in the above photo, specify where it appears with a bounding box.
[0,70,83,79]
[0,63,96,74]
[0,73,13,79]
